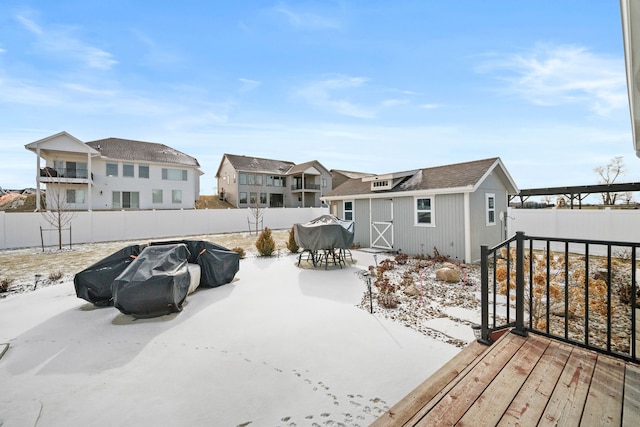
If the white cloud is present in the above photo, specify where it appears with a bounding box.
[478,44,627,116]
[274,4,341,30]
[16,14,117,70]
[294,75,375,118]
[238,78,262,93]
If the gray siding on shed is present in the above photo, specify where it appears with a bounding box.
[391,194,466,260]
[468,170,508,261]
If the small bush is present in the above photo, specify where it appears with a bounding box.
[395,253,409,265]
[1,277,14,292]
[255,227,276,257]
[231,247,246,259]
[48,271,63,282]
[286,226,300,253]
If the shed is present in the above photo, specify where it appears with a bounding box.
[321,157,518,262]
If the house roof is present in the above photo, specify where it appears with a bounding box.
[218,154,294,176]
[86,138,200,168]
[324,157,518,199]
[288,160,331,175]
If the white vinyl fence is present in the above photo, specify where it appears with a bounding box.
[507,207,640,256]
[0,207,328,250]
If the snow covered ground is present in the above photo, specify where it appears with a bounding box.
[0,243,477,427]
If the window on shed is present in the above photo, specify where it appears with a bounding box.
[416,197,433,225]
[343,201,353,221]
[486,193,496,225]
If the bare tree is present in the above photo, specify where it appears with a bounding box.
[594,156,625,205]
[40,177,74,250]
[247,178,267,235]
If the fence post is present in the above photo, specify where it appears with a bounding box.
[478,245,492,345]
[512,231,528,337]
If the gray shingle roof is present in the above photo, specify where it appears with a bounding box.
[223,154,295,174]
[86,138,200,167]
[325,157,502,197]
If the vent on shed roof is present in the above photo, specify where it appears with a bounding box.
[363,170,418,191]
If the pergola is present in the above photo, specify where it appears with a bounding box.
[509,182,640,209]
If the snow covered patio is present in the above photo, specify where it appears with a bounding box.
[0,250,463,427]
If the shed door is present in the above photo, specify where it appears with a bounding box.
[371,198,393,250]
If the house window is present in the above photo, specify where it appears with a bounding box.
[255,175,263,185]
[112,191,139,209]
[239,192,248,204]
[486,193,496,226]
[416,197,433,225]
[123,164,134,178]
[239,173,248,185]
[344,201,354,221]
[260,192,267,204]
[66,189,85,204]
[106,163,118,177]
[172,190,182,204]
[139,165,149,179]
[162,168,187,181]
[322,178,327,188]
[247,174,255,185]
[250,192,257,204]
[152,189,163,204]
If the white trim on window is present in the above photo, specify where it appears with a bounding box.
[343,200,354,221]
[486,193,496,226]
[414,196,435,227]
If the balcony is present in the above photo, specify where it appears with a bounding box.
[290,183,320,192]
[40,167,92,183]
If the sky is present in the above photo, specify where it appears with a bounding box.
[0,0,638,196]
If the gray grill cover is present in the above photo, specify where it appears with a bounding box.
[293,215,355,250]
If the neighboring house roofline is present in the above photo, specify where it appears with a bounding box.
[287,160,332,176]
[215,153,295,177]
[86,138,201,169]
[25,131,100,156]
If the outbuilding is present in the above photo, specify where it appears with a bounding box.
[321,157,518,263]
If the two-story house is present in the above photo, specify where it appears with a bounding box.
[215,154,332,208]
[25,131,202,211]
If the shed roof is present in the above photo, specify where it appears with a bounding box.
[324,157,518,199]
[86,138,200,168]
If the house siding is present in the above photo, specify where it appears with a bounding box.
[469,170,508,261]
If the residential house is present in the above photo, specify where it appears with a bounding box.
[25,131,202,211]
[321,157,518,262]
[215,154,332,208]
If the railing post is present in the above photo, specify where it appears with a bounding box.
[512,231,528,337]
[478,245,492,345]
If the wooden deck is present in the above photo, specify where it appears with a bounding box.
[372,330,640,426]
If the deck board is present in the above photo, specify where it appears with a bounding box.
[580,354,625,426]
[539,346,597,426]
[375,330,640,426]
[412,332,527,425]
[456,334,550,426]
[498,339,573,426]
[623,362,640,427]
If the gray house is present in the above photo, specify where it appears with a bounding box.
[321,157,518,263]
[215,154,332,208]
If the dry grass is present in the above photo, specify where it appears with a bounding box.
[0,229,290,295]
